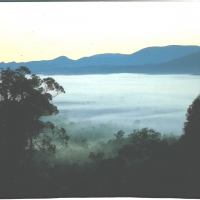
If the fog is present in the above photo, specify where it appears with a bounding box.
[41,74,200,140]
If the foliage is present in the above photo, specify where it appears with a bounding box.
[1,68,200,198]
[183,94,200,141]
[88,152,105,162]
[179,94,200,159]
[117,128,162,166]
[114,130,125,140]
[0,66,68,154]
[34,121,69,155]
[0,67,69,197]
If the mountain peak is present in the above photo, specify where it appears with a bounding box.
[53,56,73,61]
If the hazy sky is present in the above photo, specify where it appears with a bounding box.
[0,2,200,63]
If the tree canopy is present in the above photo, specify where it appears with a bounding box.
[183,94,200,141]
[0,67,69,197]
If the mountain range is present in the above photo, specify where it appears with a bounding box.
[1,45,200,75]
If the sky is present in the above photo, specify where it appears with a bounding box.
[0,2,200,63]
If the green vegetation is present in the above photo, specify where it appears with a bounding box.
[0,66,200,198]
[0,67,69,197]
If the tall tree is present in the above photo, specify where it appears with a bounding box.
[183,94,200,141]
[0,66,69,197]
[180,94,200,159]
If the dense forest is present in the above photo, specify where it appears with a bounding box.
[0,67,200,198]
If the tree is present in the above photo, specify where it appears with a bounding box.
[114,130,125,140]
[183,94,200,141]
[117,128,161,166]
[88,152,105,162]
[180,94,200,159]
[0,66,69,197]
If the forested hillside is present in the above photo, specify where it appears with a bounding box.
[0,67,200,198]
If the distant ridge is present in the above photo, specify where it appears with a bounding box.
[149,51,200,74]
[1,45,200,75]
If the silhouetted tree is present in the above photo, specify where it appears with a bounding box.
[88,152,105,162]
[118,128,161,166]
[178,93,200,166]
[183,94,200,142]
[114,130,125,140]
[0,66,69,197]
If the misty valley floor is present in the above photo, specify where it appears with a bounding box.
[47,74,200,136]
